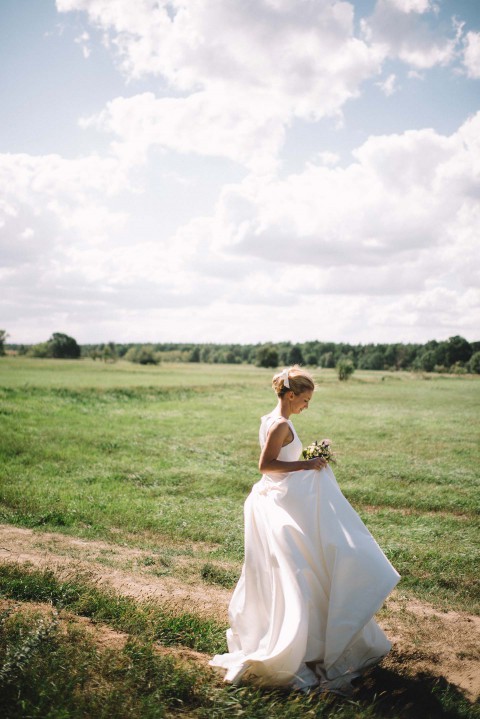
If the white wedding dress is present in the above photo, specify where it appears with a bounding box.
[210,411,400,692]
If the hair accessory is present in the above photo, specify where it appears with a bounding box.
[279,368,290,389]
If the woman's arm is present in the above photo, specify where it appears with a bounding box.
[258,419,327,474]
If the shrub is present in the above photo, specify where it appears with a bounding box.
[27,342,51,358]
[0,329,7,356]
[124,346,160,365]
[337,358,355,381]
[468,351,480,374]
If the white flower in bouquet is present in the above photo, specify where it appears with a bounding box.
[302,439,336,464]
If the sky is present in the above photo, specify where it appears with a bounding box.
[1,0,479,346]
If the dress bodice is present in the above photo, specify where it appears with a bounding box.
[259,411,303,464]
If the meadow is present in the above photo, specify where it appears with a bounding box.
[0,357,479,718]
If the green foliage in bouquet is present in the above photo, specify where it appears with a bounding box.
[302,439,336,464]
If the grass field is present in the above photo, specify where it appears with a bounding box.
[0,357,479,718]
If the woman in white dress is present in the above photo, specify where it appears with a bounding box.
[210,365,400,694]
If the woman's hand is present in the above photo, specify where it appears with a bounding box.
[304,457,328,471]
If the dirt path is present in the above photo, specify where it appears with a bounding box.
[0,524,478,701]
[0,524,230,618]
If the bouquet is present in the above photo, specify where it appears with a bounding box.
[302,439,336,464]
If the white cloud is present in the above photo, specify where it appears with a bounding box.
[376,73,397,95]
[74,30,91,58]
[3,1,479,344]
[0,152,129,201]
[59,0,385,172]
[407,69,425,79]
[0,152,130,297]
[361,0,458,69]
[57,0,382,109]
[4,114,479,345]
[59,0,474,176]
[81,91,286,173]
[463,31,480,79]
[386,0,436,14]
[176,113,480,317]
[315,151,340,167]
[0,148,238,341]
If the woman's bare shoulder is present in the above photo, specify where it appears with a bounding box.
[267,417,290,436]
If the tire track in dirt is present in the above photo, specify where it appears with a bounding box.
[0,524,478,701]
[0,524,230,619]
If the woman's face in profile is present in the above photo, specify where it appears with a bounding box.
[290,390,313,414]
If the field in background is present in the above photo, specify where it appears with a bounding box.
[1,357,478,610]
[0,357,479,718]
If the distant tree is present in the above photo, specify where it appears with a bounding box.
[239,345,252,362]
[48,332,80,359]
[125,345,159,365]
[320,351,335,368]
[412,340,443,369]
[337,357,355,381]
[383,344,397,368]
[28,342,50,358]
[305,352,318,366]
[0,329,8,356]
[188,346,200,362]
[224,350,239,364]
[416,350,437,372]
[288,344,304,365]
[115,344,130,358]
[395,343,419,370]
[468,351,480,374]
[256,345,279,369]
[445,336,472,367]
[200,346,211,363]
[102,342,117,363]
[359,349,384,370]
[124,347,136,363]
[430,341,448,367]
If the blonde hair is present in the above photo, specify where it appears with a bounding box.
[272,365,315,397]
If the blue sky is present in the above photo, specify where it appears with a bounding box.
[1,0,479,345]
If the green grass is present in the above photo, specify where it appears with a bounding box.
[0,357,479,716]
[201,562,239,589]
[0,600,206,719]
[0,563,225,654]
[1,358,478,612]
[1,565,478,719]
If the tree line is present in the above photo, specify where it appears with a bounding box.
[3,331,480,374]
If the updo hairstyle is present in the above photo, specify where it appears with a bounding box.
[272,365,315,397]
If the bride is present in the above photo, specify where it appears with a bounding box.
[210,365,400,694]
